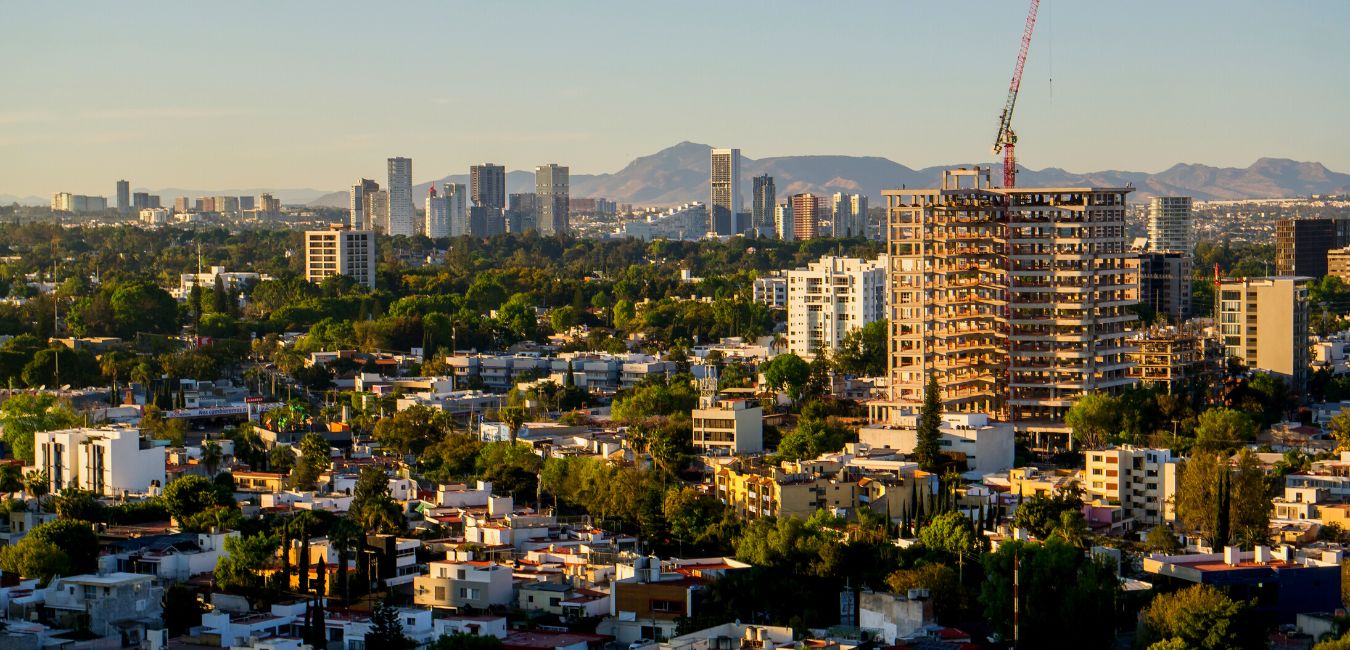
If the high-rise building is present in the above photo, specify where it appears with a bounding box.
[851,194,870,239]
[1329,247,1350,282]
[1146,196,1193,253]
[775,202,795,241]
[116,180,130,215]
[367,190,389,233]
[831,192,867,238]
[51,193,108,213]
[1276,218,1345,278]
[386,157,415,237]
[132,192,152,210]
[173,197,190,213]
[350,179,380,230]
[444,183,468,237]
[1217,276,1311,391]
[752,175,775,236]
[238,196,255,212]
[536,164,569,236]
[709,148,741,235]
[507,193,537,234]
[1132,251,1193,323]
[1084,447,1179,527]
[791,193,820,240]
[881,167,1137,436]
[786,255,888,357]
[216,196,239,214]
[470,164,506,211]
[258,193,281,217]
[305,224,377,289]
[425,186,450,239]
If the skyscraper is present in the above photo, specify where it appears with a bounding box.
[386,157,415,237]
[791,193,820,240]
[709,148,741,235]
[1146,196,1193,253]
[350,179,380,230]
[752,175,775,236]
[1275,218,1345,278]
[775,202,795,241]
[368,190,389,233]
[444,183,468,237]
[425,186,450,239]
[470,163,506,211]
[1217,276,1311,391]
[851,194,870,239]
[882,167,1137,437]
[116,180,130,215]
[536,164,569,236]
[507,193,537,234]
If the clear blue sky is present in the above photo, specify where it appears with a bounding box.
[3,0,1347,195]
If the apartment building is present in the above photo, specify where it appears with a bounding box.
[414,558,514,610]
[1276,218,1348,278]
[33,425,166,496]
[1084,446,1179,528]
[1217,276,1311,391]
[858,412,1014,479]
[786,255,887,357]
[691,391,763,455]
[304,225,377,289]
[752,274,787,309]
[1330,247,1350,282]
[1132,250,1192,323]
[881,167,1136,438]
[709,148,741,235]
[43,573,163,641]
[1128,325,1223,395]
[1146,196,1193,253]
[713,457,933,521]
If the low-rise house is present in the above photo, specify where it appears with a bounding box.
[607,556,705,644]
[1144,546,1343,623]
[859,589,936,644]
[1083,446,1179,529]
[104,529,239,581]
[692,395,763,456]
[414,557,515,610]
[433,614,509,639]
[42,572,163,641]
[859,412,1013,479]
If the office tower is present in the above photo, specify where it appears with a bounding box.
[368,190,389,233]
[470,163,506,211]
[1276,218,1343,278]
[350,179,380,230]
[425,187,450,238]
[173,197,190,213]
[199,196,215,212]
[1217,276,1311,391]
[1146,196,1193,253]
[882,167,1136,432]
[791,193,820,240]
[386,157,415,236]
[786,255,888,357]
[305,224,377,289]
[132,192,151,210]
[444,183,468,237]
[752,175,775,236]
[507,193,537,234]
[239,196,255,211]
[116,180,130,215]
[709,148,741,235]
[259,193,281,217]
[216,196,240,214]
[535,164,569,236]
[851,194,870,239]
[1133,251,1193,323]
[51,193,108,213]
[775,202,795,241]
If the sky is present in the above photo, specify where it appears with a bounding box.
[2,0,1348,196]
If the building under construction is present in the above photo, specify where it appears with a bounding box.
[1128,324,1223,399]
[874,167,1137,445]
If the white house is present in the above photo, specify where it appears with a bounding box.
[32,425,166,496]
[859,412,1014,479]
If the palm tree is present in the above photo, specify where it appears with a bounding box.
[23,469,49,506]
[500,405,527,446]
[327,517,364,603]
[0,464,23,495]
[1050,511,1091,549]
[770,332,788,355]
[201,440,223,477]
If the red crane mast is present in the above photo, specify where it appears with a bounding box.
[993,0,1040,188]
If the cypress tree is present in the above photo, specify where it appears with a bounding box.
[915,376,943,472]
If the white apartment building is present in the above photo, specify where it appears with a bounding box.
[786,255,888,357]
[1084,446,1179,527]
[444,182,468,237]
[775,203,795,241]
[425,186,449,238]
[752,274,787,309]
[1217,276,1312,391]
[858,412,1014,479]
[177,266,264,298]
[832,192,868,238]
[621,203,707,241]
[1147,196,1193,253]
[33,425,166,497]
[304,225,376,289]
[139,207,170,224]
[386,157,416,237]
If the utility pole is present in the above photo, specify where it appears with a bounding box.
[1013,550,1020,649]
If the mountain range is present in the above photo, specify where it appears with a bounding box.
[7,142,1348,208]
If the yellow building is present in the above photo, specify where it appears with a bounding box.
[713,458,936,521]
[1217,276,1311,391]
[1007,467,1080,499]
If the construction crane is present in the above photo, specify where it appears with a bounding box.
[993,0,1040,188]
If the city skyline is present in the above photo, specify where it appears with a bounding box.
[3,1,1348,195]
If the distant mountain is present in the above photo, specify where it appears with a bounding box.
[302,142,1350,209]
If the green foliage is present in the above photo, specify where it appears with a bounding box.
[162,475,232,521]
[761,353,810,402]
[915,376,943,471]
[1193,407,1258,452]
[917,511,976,560]
[214,532,279,595]
[418,433,483,484]
[366,600,414,650]
[885,563,963,622]
[1012,488,1084,540]
[832,320,888,377]
[980,540,1119,649]
[162,583,205,636]
[291,432,331,490]
[1176,449,1270,548]
[350,467,403,533]
[1139,584,1259,650]
[0,538,72,584]
[68,279,179,338]
[1065,393,1118,450]
[141,406,187,447]
[663,486,732,551]
[0,393,80,462]
[27,519,99,574]
[1144,525,1183,554]
[373,405,448,456]
[776,417,849,462]
[53,488,104,521]
[476,442,543,503]
[610,374,698,423]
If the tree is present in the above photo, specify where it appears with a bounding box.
[1330,411,1350,451]
[1049,510,1090,549]
[291,432,331,490]
[1193,408,1258,452]
[886,563,963,623]
[776,417,849,461]
[350,467,402,533]
[0,393,80,462]
[163,475,230,521]
[498,405,527,447]
[0,538,72,584]
[1064,393,1119,450]
[53,488,104,521]
[162,583,205,636]
[1176,449,1269,548]
[328,517,363,602]
[917,511,977,561]
[27,519,99,574]
[141,406,188,447]
[1139,584,1259,650]
[201,440,223,477]
[23,469,49,502]
[663,487,727,552]
[269,444,296,473]
[214,533,279,595]
[980,539,1119,649]
[1145,525,1183,554]
[373,405,448,456]
[1012,488,1084,540]
[834,320,888,377]
[915,376,943,471]
[761,353,811,403]
[366,599,413,650]
[0,464,21,495]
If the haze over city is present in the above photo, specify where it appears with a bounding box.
[3,0,1349,194]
